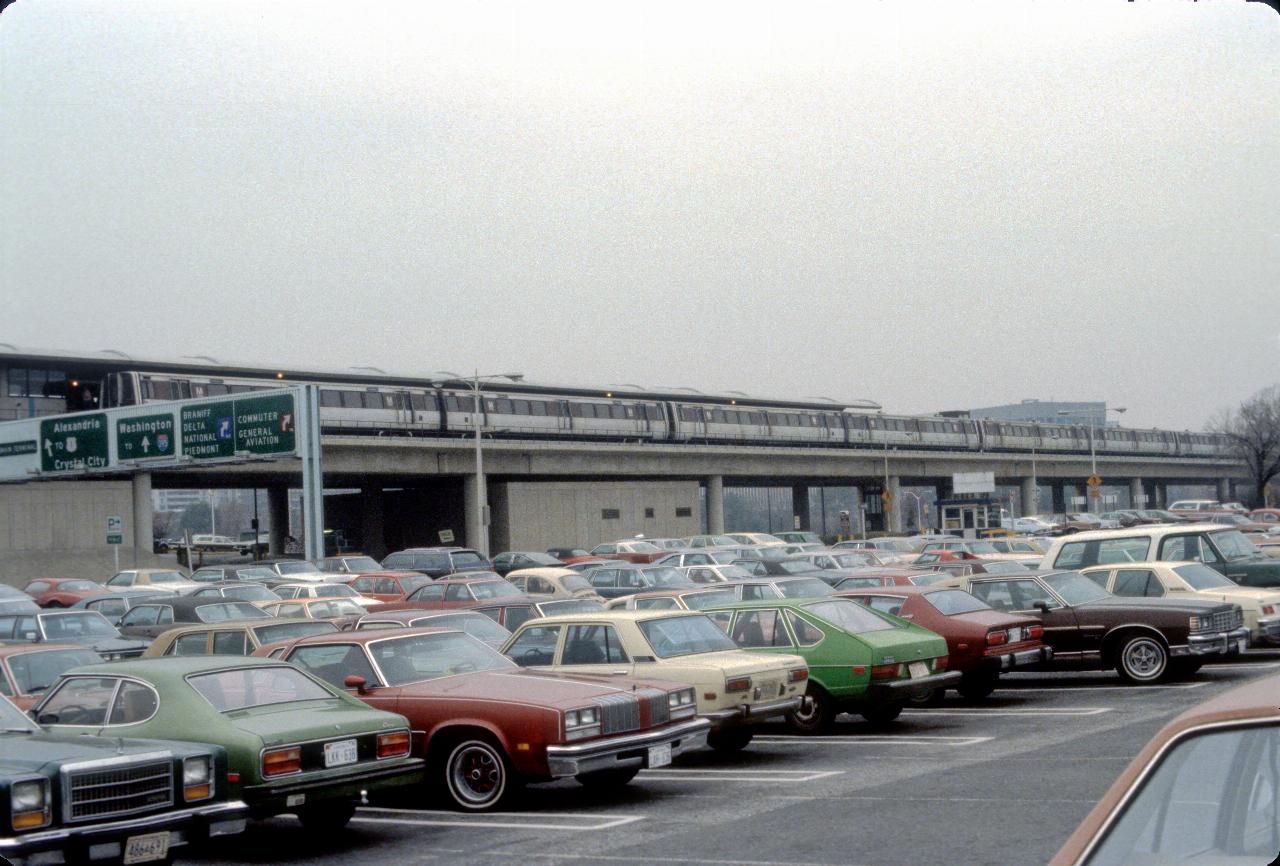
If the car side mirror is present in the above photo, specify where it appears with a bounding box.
[1032,600,1050,614]
[343,675,370,695]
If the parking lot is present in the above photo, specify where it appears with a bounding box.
[182,652,1280,866]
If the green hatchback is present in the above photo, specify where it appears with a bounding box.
[32,656,425,829]
[706,598,958,732]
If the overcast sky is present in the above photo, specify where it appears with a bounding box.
[2,0,1277,430]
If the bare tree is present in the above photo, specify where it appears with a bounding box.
[1212,386,1280,507]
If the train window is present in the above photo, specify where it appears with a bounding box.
[190,383,207,397]
[749,412,764,424]
[228,384,254,394]
[176,380,191,399]
[485,400,497,412]
[610,405,627,419]
[531,401,548,417]
[625,406,635,418]
[680,407,699,422]
[491,398,511,414]
[444,395,464,412]
[511,400,529,415]
[570,403,586,418]
[711,409,727,423]
[380,393,397,409]
[206,383,228,396]
[320,390,340,408]
[409,393,429,411]
[338,390,362,408]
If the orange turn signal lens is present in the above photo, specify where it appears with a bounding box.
[12,810,49,830]
[377,731,411,759]
[184,783,212,802]
[262,747,302,777]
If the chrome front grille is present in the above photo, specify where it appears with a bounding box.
[641,688,669,726]
[594,693,640,735]
[1213,608,1243,632]
[63,755,174,823]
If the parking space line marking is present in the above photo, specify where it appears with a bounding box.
[1204,662,1280,671]
[757,734,993,746]
[900,706,1111,716]
[1000,682,1207,691]
[431,848,862,866]
[353,807,644,831]
[639,768,843,782]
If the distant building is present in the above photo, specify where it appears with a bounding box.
[153,489,205,513]
[954,400,1110,427]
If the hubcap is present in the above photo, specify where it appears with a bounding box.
[451,744,502,804]
[1125,641,1163,678]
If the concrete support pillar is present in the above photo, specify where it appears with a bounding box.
[359,487,386,560]
[1020,477,1038,517]
[131,473,152,565]
[886,476,902,534]
[706,476,725,535]
[1129,478,1145,510]
[1051,484,1067,514]
[1153,482,1168,510]
[268,486,290,556]
[488,482,511,555]
[464,474,488,557]
[1218,478,1232,503]
[791,484,811,531]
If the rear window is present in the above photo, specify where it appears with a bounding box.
[638,615,738,658]
[195,603,271,623]
[922,589,989,615]
[804,599,897,633]
[254,621,339,644]
[683,589,738,610]
[450,552,486,568]
[188,666,334,711]
[1053,537,1151,569]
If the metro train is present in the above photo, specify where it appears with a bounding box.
[92,369,1227,459]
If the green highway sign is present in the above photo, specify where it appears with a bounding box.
[0,440,37,458]
[181,401,236,460]
[117,413,175,461]
[235,392,296,455]
[40,413,109,472]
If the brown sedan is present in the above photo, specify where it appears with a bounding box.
[1051,671,1280,865]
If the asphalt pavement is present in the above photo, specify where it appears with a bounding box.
[181,652,1280,866]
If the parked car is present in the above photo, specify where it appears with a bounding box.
[142,618,340,657]
[775,531,824,545]
[490,551,565,576]
[350,610,513,648]
[936,570,1247,683]
[725,532,787,546]
[986,537,1049,556]
[0,585,40,615]
[835,586,1051,699]
[733,576,836,600]
[348,572,434,602]
[1043,523,1280,589]
[190,565,284,585]
[0,693,247,865]
[0,610,151,659]
[0,643,102,709]
[584,564,697,599]
[68,588,171,625]
[1031,514,1099,535]
[1099,510,1157,528]
[1079,560,1280,645]
[831,537,919,563]
[187,582,282,604]
[1048,671,1280,866]
[273,582,379,608]
[317,554,385,575]
[34,656,424,828]
[1137,509,1189,523]
[1167,499,1223,513]
[503,610,805,753]
[587,540,667,564]
[684,535,742,549]
[787,550,892,575]
[380,574,525,609]
[506,567,604,601]
[917,540,1037,565]
[653,550,741,567]
[258,597,367,622]
[830,568,941,590]
[104,568,198,591]
[679,563,757,584]
[381,547,492,577]
[20,578,107,609]
[1248,508,1280,525]
[256,626,708,810]
[546,547,591,561]
[1005,516,1057,535]
[561,557,623,572]
[253,559,331,582]
[705,597,957,730]
[117,597,272,640]
[1205,512,1276,534]
[605,586,743,612]
[730,558,828,579]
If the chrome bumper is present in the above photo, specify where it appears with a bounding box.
[702,695,803,725]
[1,800,247,865]
[867,670,963,699]
[1000,646,1053,670]
[1182,627,1250,656]
[545,717,710,778]
[1256,617,1280,642]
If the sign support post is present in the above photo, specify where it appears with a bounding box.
[299,385,325,562]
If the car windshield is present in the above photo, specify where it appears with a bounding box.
[774,578,834,598]
[908,572,952,586]
[41,612,119,638]
[833,553,874,568]
[189,665,335,711]
[683,589,739,610]
[983,562,1030,574]
[642,567,689,586]
[414,613,512,642]
[225,585,279,601]
[275,561,318,575]
[968,542,999,554]
[1043,571,1111,605]
[370,632,514,685]
[559,574,593,592]
[255,621,339,643]
[195,602,271,623]
[778,560,819,575]
[1172,563,1236,590]
[639,615,738,658]
[804,599,896,633]
[715,565,753,580]
[325,600,366,616]
[0,695,38,731]
[236,568,277,582]
[1211,530,1260,561]
[469,580,522,600]
[341,557,382,571]
[312,584,357,598]
[538,599,604,615]
[9,648,102,694]
[923,589,990,615]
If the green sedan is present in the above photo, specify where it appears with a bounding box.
[705,597,958,732]
[31,656,424,829]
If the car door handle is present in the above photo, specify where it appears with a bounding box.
[610,669,630,675]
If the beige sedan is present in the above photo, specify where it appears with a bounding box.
[506,567,604,602]
[1080,560,1280,645]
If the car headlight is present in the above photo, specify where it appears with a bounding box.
[668,687,697,718]
[183,755,213,802]
[1189,615,1207,632]
[564,706,602,741]
[11,778,50,830]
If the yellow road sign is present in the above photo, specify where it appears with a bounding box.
[1086,475,1103,488]
[881,490,894,505]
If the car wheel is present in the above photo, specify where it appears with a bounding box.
[706,728,754,753]
[297,800,356,831]
[441,737,513,811]
[956,673,999,701]
[575,766,641,788]
[1115,634,1169,684]
[785,685,837,735]
[906,687,945,707]
[859,702,904,726]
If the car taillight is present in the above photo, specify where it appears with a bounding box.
[870,663,900,680]
[377,731,411,759]
[725,676,751,693]
[987,629,1008,647]
[1027,625,1044,640]
[1263,605,1277,616]
[262,747,302,777]
[787,668,808,683]
[933,656,948,671]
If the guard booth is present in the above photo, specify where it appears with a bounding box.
[937,497,1000,539]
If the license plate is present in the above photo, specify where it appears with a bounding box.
[1008,627,1021,643]
[908,661,929,679]
[123,832,170,865]
[1237,638,1248,653]
[647,743,672,768]
[324,738,358,767]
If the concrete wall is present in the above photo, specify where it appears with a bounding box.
[0,480,165,585]
[492,480,702,552]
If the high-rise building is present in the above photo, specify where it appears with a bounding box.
[954,400,1110,427]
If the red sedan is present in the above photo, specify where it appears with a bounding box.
[347,571,434,602]
[0,643,103,709]
[22,578,108,608]
[829,568,941,589]
[253,627,709,811]
[836,585,1052,699]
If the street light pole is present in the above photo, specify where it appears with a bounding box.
[1058,406,1127,509]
